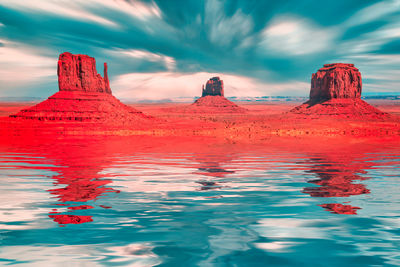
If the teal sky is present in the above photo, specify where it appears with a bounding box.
[0,0,399,100]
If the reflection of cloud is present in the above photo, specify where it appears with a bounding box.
[0,154,56,230]
[0,245,110,265]
[0,189,50,230]
[112,71,308,100]
[106,243,161,265]
[254,241,300,252]
[255,218,330,239]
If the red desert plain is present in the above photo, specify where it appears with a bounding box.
[1,51,400,265]
[0,53,399,146]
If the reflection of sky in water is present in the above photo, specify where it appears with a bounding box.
[0,139,399,266]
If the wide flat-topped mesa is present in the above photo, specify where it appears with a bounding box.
[310,63,361,102]
[291,63,386,119]
[11,52,149,123]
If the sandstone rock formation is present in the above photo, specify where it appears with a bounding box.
[202,77,224,97]
[11,52,149,123]
[291,63,387,119]
[187,77,246,113]
[58,52,112,94]
[309,63,361,102]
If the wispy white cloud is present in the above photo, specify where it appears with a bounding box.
[205,0,253,47]
[96,0,161,20]
[344,0,400,27]
[0,39,55,91]
[259,16,337,56]
[344,54,400,65]
[0,0,161,28]
[115,49,176,71]
[364,70,400,81]
[112,71,308,100]
[337,21,400,55]
[0,0,118,27]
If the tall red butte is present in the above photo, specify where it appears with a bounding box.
[11,52,149,123]
[189,77,246,113]
[291,63,387,118]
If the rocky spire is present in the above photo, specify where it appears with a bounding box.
[57,52,112,94]
[10,52,149,122]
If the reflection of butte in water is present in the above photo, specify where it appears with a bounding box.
[47,140,119,225]
[194,153,235,191]
[302,153,372,215]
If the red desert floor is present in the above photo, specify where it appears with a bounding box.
[0,100,399,143]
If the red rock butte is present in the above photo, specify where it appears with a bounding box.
[291,63,387,119]
[202,77,224,97]
[189,77,246,113]
[11,52,149,123]
[58,52,112,94]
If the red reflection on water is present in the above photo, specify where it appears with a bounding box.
[68,205,94,210]
[194,153,236,190]
[49,214,93,225]
[319,203,361,215]
[302,153,372,214]
[41,139,122,225]
[49,177,116,202]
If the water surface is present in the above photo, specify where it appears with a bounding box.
[0,136,399,266]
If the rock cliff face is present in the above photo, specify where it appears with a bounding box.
[291,63,386,119]
[310,63,361,103]
[202,77,224,97]
[58,52,112,94]
[11,52,149,123]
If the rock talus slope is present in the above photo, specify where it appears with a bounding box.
[11,52,149,123]
[188,77,246,113]
[291,63,387,119]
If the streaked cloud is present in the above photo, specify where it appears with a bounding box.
[0,0,399,99]
[114,49,176,71]
[98,0,161,20]
[205,0,253,47]
[112,71,308,100]
[259,16,337,56]
[345,0,400,27]
[0,0,118,27]
[0,39,55,89]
